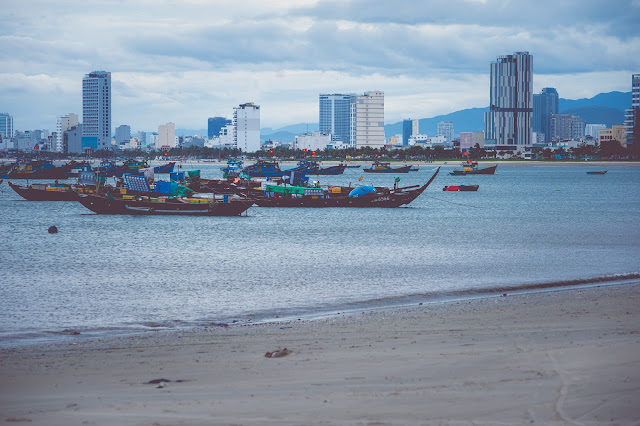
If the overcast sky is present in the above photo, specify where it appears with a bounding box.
[1,0,639,133]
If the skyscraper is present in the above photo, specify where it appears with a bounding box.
[624,74,639,149]
[437,121,454,143]
[0,113,13,139]
[402,119,413,145]
[82,71,111,151]
[319,94,356,145]
[115,125,131,147]
[352,91,385,149]
[484,52,533,149]
[533,87,559,142]
[233,103,260,153]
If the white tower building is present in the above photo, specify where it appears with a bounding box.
[351,91,385,148]
[233,103,261,153]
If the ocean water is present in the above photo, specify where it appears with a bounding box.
[1,163,639,347]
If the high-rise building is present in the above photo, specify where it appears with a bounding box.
[533,87,559,142]
[401,119,419,145]
[137,131,147,146]
[437,121,454,143]
[550,113,585,140]
[402,120,413,146]
[157,122,176,149]
[208,117,230,139]
[233,103,260,153]
[82,71,111,151]
[319,93,356,145]
[0,113,13,139]
[624,74,640,149]
[352,91,385,148]
[484,52,533,149]
[115,125,131,147]
[585,124,606,139]
[56,113,79,152]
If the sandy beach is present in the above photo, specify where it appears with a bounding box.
[1,283,639,425]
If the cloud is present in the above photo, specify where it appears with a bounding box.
[0,0,638,131]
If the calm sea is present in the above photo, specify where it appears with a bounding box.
[1,162,639,347]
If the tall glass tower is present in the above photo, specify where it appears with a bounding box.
[484,52,533,149]
[533,87,559,142]
[82,71,111,151]
[624,74,640,148]
[0,112,13,139]
[319,94,356,146]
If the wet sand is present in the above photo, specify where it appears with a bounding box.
[1,283,639,425]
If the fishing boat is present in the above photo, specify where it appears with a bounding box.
[363,161,412,174]
[1,160,74,179]
[586,170,607,175]
[8,181,96,201]
[222,160,244,178]
[443,185,479,192]
[94,159,149,177]
[290,160,347,175]
[77,193,253,216]
[242,160,284,177]
[449,161,497,175]
[153,162,176,174]
[253,167,439,208]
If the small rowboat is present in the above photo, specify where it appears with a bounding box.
[586,170,607,175]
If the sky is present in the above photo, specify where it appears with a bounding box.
[1,0,639,134]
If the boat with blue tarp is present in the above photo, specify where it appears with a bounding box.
[253,167,440,208]
[242,160,284,177]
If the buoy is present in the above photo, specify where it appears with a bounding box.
[48,226,58,234]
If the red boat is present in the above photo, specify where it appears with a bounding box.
[443,185,479,192]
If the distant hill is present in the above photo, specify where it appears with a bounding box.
[562,106,625,127]
[385,107,489,138]
[559,91,630,112]
[261,123,318,142]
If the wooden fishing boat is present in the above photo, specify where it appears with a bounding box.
[253,168,440,208]
[449,161,497,175]
[9,181,79,201]
[290,161,347,175]
[586,170,607,175]
[153,162,176,174]
[77,193,253,216]
[363,161,412,173]
[242,160,284,178]
[443,185,479,192]
[1,160,74,179]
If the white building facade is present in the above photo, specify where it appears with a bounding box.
[157,122,176,149]
[295,132,332,151]
[351,91,385,149]
[56,113,79,152]
[233,103,260,153]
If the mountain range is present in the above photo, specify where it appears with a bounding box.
[176,91,631,142]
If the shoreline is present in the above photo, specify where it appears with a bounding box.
[2,273,639,350]
[1,282,639,424]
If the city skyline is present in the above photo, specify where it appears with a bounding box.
[1,0,639,133]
